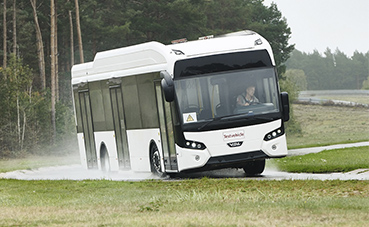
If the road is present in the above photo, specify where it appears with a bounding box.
[1,142,368,181]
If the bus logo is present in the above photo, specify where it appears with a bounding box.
[223,130,245,141]
[227,141,243,148]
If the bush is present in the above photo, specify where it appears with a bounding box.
[279,73,302,136]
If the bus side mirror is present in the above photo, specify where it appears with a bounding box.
[281,92,290,122]
[161,71,175,102]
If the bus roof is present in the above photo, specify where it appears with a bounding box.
[71,30,274,85]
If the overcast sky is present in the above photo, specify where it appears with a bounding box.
[262,0,369,57]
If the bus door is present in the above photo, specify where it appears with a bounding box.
[154,81,178,172]
[109,84,131,170]
[77,89,98,169]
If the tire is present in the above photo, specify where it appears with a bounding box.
[100,148,110,172]
[150,144,165,177]
[243,159,265,176]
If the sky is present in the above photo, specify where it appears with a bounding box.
[262,0,369,57]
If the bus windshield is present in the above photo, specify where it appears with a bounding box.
[174,67,280,129]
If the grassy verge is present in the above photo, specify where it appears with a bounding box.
[271,146,369,173]
[1,179,369,226]
[287,104,369,148]
[0,155,80,173]
[318,95,369,105]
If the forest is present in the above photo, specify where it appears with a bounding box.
[285,49,369,91]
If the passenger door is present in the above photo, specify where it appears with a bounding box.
[154,81,178,172]
[77,89,98,169]
[109,84,131,169]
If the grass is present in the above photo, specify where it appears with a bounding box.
[0,179,369,226]
[286,104,369,148]
[0,155,80,173]
[272,146,369,173]
[318,95,369,105]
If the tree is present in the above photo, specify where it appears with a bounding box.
[12,0,16,55]
[284,69,307,91]
[0,56,34,152]
[50,0,56,143]
[30,0,46,89]
[75,0,83,63]
[3,0,7,72]
[68,9,74,66]
[286,49,369,90]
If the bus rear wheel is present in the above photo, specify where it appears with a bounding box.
[150,144,165,177]
[243,159,265,176]
[100,148,110,172]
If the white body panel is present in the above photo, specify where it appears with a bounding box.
[126,129,162,172]
[178,120,287,172]
[175,145,211,172]
[71,31,274,86]
[77,133,88,169]
[94,131,119,171]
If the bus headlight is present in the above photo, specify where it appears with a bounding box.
[185,140,206,150]
[264,127,284,141]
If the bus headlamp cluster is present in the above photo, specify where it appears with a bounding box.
[264,127,284,141]
[185,140,206,150]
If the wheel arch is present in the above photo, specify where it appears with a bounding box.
[99,142,108,157]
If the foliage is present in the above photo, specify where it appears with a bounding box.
[286,49,369,90]
[283,69,307,91]
[273,146,369,173]
[0,56,76,157]
[279,71,302,135]
[362,76,369,90]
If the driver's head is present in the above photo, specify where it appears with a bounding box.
[246,86,255,96]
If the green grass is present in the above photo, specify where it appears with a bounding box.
[272,146,369,173]
[287,104,369,148]
[0,179,369,226]
[318,95,369,105]
[0,155,80,173]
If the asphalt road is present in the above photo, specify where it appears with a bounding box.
[1,142,368,181]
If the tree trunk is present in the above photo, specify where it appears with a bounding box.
[12,0,16,56]
[55,0,59,100]
[69,10,74,66]
[16,94,20,147]
[75,0,84,63]
[50,0,56,144]
[30,0,46,90]
[3,0,7,72]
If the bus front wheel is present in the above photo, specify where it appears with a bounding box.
[243,159,265,176]
[100,147,110,172]
[150,144,165,177]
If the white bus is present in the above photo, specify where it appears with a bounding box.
[71,30,290,176]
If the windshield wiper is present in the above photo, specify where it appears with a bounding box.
[222,113,274,121]
[197,117,223,130]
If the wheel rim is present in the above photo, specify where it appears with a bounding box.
[101,150,110,172]
[152,149,161,173]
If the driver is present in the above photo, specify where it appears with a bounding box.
[236,85,259,107]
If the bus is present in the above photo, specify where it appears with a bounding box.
[71,30,290,176]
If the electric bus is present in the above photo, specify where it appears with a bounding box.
[71,30,290,176]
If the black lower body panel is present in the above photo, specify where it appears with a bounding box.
[181,150,285,173]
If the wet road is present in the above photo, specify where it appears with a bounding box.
[1,164,369,181]
[1,142,368,181]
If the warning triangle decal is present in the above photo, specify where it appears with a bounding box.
[187,114,194,122]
